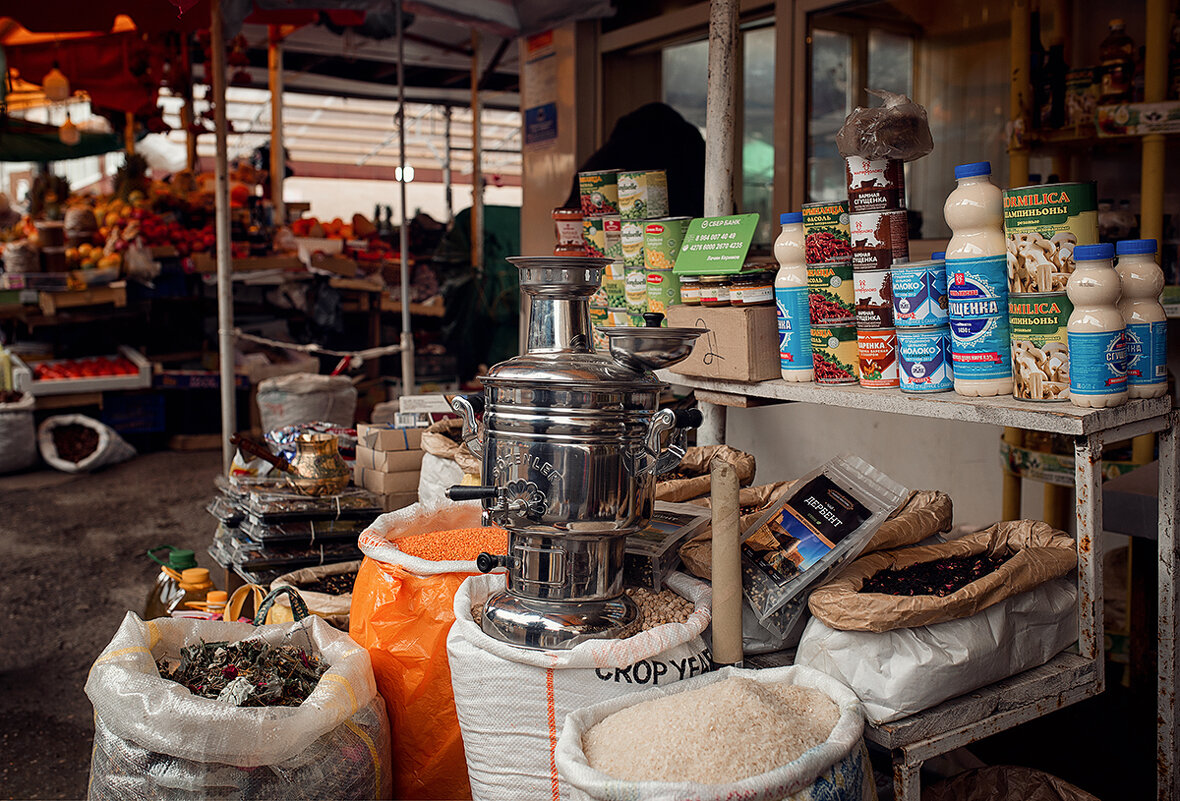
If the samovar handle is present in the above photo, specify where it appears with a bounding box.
[637,407,703,476]
[450,393,486,459]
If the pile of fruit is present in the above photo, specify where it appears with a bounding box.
[32,355,140,381]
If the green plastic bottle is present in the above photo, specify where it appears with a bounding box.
[144,546,198,619]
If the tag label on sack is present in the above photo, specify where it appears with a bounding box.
[399,394,454,414]
[594,646,714,686]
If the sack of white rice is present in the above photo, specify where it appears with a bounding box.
[556,665,869,801]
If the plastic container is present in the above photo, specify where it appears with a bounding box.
[1116,239,1168,398]
[169,568,215,617]
[144,546,198,620]
[1099,19,1135,104]
[944,162,1006,261]
[1067,243,1128,408]
[774,212,813,381]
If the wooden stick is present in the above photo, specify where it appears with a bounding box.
[711,457,743,667]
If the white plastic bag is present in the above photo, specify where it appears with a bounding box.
[38,414,135,473]
[85,612,391,800]
[796,577,1078,724]
[449,572,714,801]
[257,373,357,432]
[417,451,466,507]
[556,664,870,801]
[0,392,36,474]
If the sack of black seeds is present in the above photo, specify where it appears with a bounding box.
[38,414,135,474]
[807,520,1076,632]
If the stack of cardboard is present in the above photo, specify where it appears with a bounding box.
[354,423,424,512]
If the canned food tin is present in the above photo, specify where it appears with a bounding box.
[553,207,583,246]
[850,209,909,270]
[602,276,627,309]
[679,275,701,305]
[646,270,681,314]
[618,170,669,220]
[607,308,631,326]
[857,328,900,388]
[644,217,692,270]
[845,156,906,213]
[591,305,609,350]
[621,220,645,268]
[624,265,648,317]
[853,269,894,329]
[1003,182,1098,293]
[891,259,948,327]
[604,259,625,281]
[582,218,607,258]
[1009,291,1072,401]
[896,326,954,393]
[802,201,852,264]
[946,255,1012,382]
[603,216,623,260]
[578,170,619,217]
[807,260,855,325]
[553,243,585,258]
[812,326,859,384]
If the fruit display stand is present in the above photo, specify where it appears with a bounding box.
[38,281,128,317]
[18,345,151,396]
[657,370,1178,801]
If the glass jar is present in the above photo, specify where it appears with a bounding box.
[554,243,586,258]
[699,275,731,307]
[730,270,775,306]
[552,207,584,246]
[679,275,701,305]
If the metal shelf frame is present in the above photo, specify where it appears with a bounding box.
[657,372,1178,801]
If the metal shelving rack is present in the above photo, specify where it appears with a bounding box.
[656,371,1177,801]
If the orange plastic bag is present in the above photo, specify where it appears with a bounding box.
[349,500,494,801]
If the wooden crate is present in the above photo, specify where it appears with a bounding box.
[38,281,127,316]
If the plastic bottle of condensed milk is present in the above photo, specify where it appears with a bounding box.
[944,162,1006,260]
[1067,243,1128,407]
[774,212,813,381]
[1116,239,1168,398]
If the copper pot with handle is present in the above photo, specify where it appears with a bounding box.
[230,432,350,497]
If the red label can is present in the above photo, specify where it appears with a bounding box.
[857,328,900,388]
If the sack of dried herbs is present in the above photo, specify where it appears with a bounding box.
[85,613,391,800]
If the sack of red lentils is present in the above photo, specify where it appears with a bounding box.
[350,499,507,801]
[448,571,713,801]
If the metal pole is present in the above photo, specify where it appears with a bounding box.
[470,31,484,271]
[443,105,453,224]
[703,0,737,217]
[268,26,285,225]
[396,0,415,395]
[212,1,236,472]
[181,35,197,172]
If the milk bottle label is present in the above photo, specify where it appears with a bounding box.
[775,286,813,372]
[946,256,1011,381]
[1068,330,1128,395]
[1125,321,1168,385]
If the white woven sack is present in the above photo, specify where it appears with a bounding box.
[418,452,466,508]
[257,372,357,432]
[796,577,1077,724]
[37,414,135,473]
[358,497,486,575]
[0,392,36,474]
[449,571,714,801]
[557,665,869,801]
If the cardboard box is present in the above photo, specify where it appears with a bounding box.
[356,422,424,451]
[378,490,419,513]
[355,445,424,473]
[666,303,780,382]
[355,464,420,494]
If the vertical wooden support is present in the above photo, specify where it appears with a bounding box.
[1157,411,1179,801]
[181,35,197,172]
[703,0,737,217]
[124,114,135,154]
[211,1,236,472]
[268,26,285,225]
[443,105,453,223]
[471,32,484,271]
[1002,427,1023,520]
[395,0,415,394]
[710,458,743,668]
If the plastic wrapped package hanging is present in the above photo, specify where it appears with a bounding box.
[835,89,934,162]
[85,613,391,800]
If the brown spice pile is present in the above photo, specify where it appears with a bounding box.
[52,424,99,463]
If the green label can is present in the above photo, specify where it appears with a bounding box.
[602,276,626,308]
[603,216,623,260]
[621,220,645,268]
[579,170,620,217]
[625,265,648,316]
[807,260,855,325]
[811,325,859,384]
[1003,182,1098,293]
[582,218,607,258]
[618,170,669,220]
[643,217,692,270]
[646,269,682,314]
[802,201,852,264]
[1009,291,1072,401]
[590,305,609,351]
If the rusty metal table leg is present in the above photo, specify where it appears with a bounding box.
[892,752,921,801]
[1157,411,1179,801]
[1074,431,1105,672]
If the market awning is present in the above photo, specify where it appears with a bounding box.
[0,116,125,162]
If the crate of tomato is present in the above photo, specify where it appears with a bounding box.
[26,345,151,396]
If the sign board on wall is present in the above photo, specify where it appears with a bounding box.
[522,31,558,148]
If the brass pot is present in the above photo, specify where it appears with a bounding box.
[286,433,350,496]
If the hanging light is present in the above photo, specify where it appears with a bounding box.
[59,113,80,146]
[43,62,70,102]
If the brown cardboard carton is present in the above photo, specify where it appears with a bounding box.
[378,490,418,513]
[356,423,425,451]
[355,464,420,495]
[666,303,780,382]
[355,445,424,473]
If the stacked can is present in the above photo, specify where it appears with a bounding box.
[610,170,671,324]
[892,253,953,393]
[847,156,908,389]
[802,201,857,384]
[641,199,688,324]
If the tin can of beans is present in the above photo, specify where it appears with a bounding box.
[1009,291,1072,401]
[607,308,631,326]
[644,217,692,270]
[625,265,648,318]
[603,216,623,260]
[897,326,954,393]
[857,328,900,388]
[646,269,681,314]
[891,258,948,327]
[802,201,852,264]
[812,326,859,384]
[946,255,1012,383]
[845,156,906,213]
[853,269,894,329]
[578,170,619,217]
[1003,181,1098,293]
[850,209,909,270]
[601,276,626,309]
[618,170,669,220]
[582,218,607,258]
[621,220,645,268]
[807,260,855,325]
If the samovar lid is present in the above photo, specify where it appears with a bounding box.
[480,350,664,390]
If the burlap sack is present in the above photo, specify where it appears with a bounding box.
[654,445,755,503]
[422,417,481,475]
[808,520,1077,633]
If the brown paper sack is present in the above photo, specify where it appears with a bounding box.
[421,418,482,475]
[924,765,1100,801]
[654,445,756,503]
[808,520,1077,633]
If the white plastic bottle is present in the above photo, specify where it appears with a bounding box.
[1067,243,1128,408]
[774,212,813,381]
[1116,238,1168,398]
[944,162,1006,260]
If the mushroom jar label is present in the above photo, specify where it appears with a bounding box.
[1010,292,1072,401]
[1003,182,1098,293]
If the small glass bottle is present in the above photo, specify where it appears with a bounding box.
[1116,239,1168,398]
[774,212,813,382]
[1068,243,1128,408]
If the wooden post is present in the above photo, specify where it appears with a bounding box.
[181,35,197,172]
[703,0,738,217]
[124,113,135,154]
[443,105,453,224]
[396,0,415,394]
[212,1,236,472]
[471,31,484,272]
[268,26,285,225]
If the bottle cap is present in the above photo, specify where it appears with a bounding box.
[167,549,197,570]
[954,162,991,179]
[932,251,946,260]
[204,590,228,608]
[1115,239,1158,256]
[180,568,211,587]
[1074,243,1115,261]
[780,212,803,225]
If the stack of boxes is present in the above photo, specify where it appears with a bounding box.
[354,423,424,512]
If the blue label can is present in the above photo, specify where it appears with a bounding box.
[896,326,954,392]
[891,259,948,327]
[775,286,813,374]
[1125,320,1168,387]
[1069,329,1128,396]
[946,255,1012,381]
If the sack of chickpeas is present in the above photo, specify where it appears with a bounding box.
[448,572,713,801]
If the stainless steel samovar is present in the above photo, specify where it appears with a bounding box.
[446,256,705,649]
